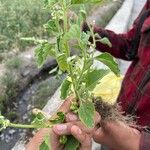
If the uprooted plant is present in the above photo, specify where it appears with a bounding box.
[0,0,124,149]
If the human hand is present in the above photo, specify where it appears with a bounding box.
[93,120,141,150]
[26,94,141,150]
[26,96,74,150]
[52,112,101,150]
[53,112,141,150]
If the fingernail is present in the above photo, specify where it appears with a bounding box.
[68,114,78,121]
[55,124,67,132]
[78,128,82,134]
[73,125,82,134]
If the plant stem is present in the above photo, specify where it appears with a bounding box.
[9,123,39,129]
[7,123,53,129]
[63,3,80,100]
[69,64,80,100]
[76,62,85,89]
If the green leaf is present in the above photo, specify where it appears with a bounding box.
[84,59,93,70]
[59,135,68,144]
[50,112,65,124]
[64,24,81,40]
[79,32,90,50]
[70,101,79,112]
[56,53,69,72]
[0,114,10,131]
[71,0,103,4]
[65,135,80,150]
[95,53,120,76]
[31,112,48,128]
[60,78,72,99]
[77,9,87,26]
[35,42,56,67]
[85,69,110,90]
[78,100,95,128]
[44,20,59,34]
[98,37,112,48]
[39,135,51,150]
[81,32,90,42]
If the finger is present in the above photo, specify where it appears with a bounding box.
[93,127,106,145]
[26,129,51,150]
[93,121,131,146]
[53,124,69,135]
[94,112,101,126]
[71,125,92,150]
[65,112,79,122]
[65,111,101,126]
[59,95,75,112]
[92,121,120,145]
[51,129,62,150]
[101,121,129,137]
[53,121,94,136]
[102,121,141,143]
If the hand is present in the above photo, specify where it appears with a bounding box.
[51,118,92,150]
[26,96,74,150]
[26,95,99,150]
[93,120,141,150]
[53,113,141,150]
[52,112,101,150]
[26,95,141,150]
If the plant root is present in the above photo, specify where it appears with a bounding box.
[94,97,137,127]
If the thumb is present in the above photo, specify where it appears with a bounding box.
[92,121,125,146]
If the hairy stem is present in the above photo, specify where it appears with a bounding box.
[62,3,80,100]
[0,122,53,129]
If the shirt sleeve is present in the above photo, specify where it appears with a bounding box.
[140,131,150,150]
[91,26,135,60]
[82,1,148,61]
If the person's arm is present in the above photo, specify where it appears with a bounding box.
[91,25,135,60]
[140,131,150,150]
[83,1,149,61]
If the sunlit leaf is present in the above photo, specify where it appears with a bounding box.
[95,53,120,76]
[85,69,110,90]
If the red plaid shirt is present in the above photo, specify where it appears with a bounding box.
[88,1,150,149]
